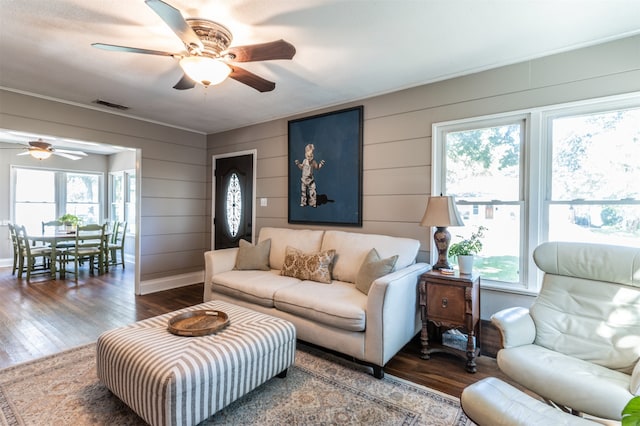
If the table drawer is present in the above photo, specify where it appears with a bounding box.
[426,283,466,324]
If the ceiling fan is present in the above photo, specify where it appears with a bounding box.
[16,139,88,161]
[92,0,296,92]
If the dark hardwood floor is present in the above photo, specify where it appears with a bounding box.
[0,264,516,398]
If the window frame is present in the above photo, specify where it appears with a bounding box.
[109,169,136,235]
[434,113,534,293]
[432,93,640,294]
[11,166,104,231]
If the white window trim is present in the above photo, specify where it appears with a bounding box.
[432,92,640,295]
[109,169,136,235]
[11,165,104,225]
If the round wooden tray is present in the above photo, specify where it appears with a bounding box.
[167,310,230,337]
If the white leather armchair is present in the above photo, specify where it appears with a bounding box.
[491,241,640,421]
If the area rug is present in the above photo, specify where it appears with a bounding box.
[0,342,471,425]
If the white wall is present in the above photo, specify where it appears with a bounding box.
[207,35,640,318]
[0,92,208,293]
[0,140,109,263]
[1,35,638,304]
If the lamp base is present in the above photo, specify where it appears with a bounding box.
[432,226,452,270]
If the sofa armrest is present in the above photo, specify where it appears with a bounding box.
[365,262,432,366]
[203,248,238,301]
[631,359,640,395]
[491,307,536,349]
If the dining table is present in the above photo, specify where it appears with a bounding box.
[28,230,111,279]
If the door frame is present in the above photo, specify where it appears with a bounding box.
[211,149,257,249]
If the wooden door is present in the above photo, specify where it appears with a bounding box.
[214,154,254,249]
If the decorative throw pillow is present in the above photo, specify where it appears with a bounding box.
[234,239,271,270]
[281,246,336,284]
[355,248,399,295]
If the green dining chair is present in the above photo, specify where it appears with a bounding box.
[108,221,127,269]
[8,223,19,275]
[14,225,54,281]
[42,220,76,249]
[61,223,107,281]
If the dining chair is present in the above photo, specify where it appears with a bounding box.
[42,220,76,249]
[62,223,107,280]
[108,221,127,269]
[8,223,19,275]
[14,225,54,281]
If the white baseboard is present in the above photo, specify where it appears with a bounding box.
[139,271,204,295]
[0,258,11,268]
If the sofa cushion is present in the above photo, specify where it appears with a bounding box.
[274,280,367,331]
[234,239,271,270]
[258,227,325,270]
[321,230,419,283]
[211,270,300,308]
[355,248,398,295]
[280,246,335,284]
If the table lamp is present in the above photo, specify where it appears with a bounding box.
[420,195,464,270]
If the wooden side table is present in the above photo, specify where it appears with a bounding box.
[418,270,481,373]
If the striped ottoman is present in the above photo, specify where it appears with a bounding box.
[96,300,296,426]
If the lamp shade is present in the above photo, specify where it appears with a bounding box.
[420,196,464,227]
[179,56,231,87]
[29,149,52,160]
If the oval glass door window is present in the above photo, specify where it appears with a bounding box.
[226,172,242,237]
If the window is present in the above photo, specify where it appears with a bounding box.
[225,172,242,238]
[546,107,640,247]
[109,170,136,234]
[434,94,640,292]
[12,167,104,233]
[66,172,100,224]
[437,117,525,285]
[14,169,56,233]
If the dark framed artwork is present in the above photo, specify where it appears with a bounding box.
[288,106,363,226]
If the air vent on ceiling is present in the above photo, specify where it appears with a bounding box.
[92,99,130,110]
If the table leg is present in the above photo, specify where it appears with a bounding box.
[50,245,57,278]
[419,279,430,359]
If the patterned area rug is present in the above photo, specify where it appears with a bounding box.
[0,342,471,425]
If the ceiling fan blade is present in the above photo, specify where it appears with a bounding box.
[56,149,88,157]
[92,43,176,57]
[53,152,82,161]
[145,0,203,52]
[226,40,296,62]
[173,73,196,90]
[229,66,275,92]
[17,151,29,156]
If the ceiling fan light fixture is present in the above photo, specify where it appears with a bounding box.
[29,149,52,160]
[179,56,231,87]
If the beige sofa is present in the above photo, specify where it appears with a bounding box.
[204,227,431,378]
[491,242,640,421]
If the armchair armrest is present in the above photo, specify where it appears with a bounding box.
[632,359,640,395]
[365,262,432,366]
[203,248,238,301]
[491,307,536,349]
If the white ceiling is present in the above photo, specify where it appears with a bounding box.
[1,0,640,136]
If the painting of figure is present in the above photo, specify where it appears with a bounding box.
[288,106,363,226]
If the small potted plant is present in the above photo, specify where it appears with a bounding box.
[58,213,80,232]
[448,226,487,274]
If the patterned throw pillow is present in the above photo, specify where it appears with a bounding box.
[355,248,399,295]
[281,246,336,284]
[234,239,271,270]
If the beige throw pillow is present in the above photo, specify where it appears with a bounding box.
[355,248,399,295]
[281,246,336,284]
[234,239,271,270]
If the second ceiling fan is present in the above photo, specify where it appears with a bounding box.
[93,0,296,92]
